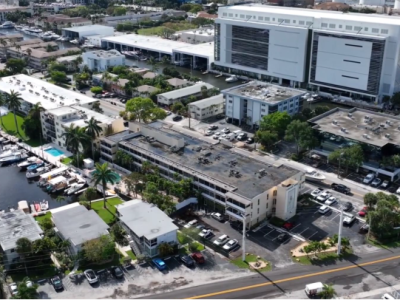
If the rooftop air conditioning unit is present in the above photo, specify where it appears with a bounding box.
[380,123,385,128]
[348,113,352,118]
[385,133,391,139]
[332,120,338,125]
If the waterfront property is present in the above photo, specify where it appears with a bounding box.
[56,54,82,72]
[0,210,43,267]
[62,24,114,41]
[157,82,214,106]
[100,121,304,227]
[116,200,178,257]
[222,81,306,127]
[82,49,125,72]
[309,107,400,181]
[188,94,225,120]
[215,4,400,103]
[166,78,190,89]
[34,14,92,30]
[52,205,110,255]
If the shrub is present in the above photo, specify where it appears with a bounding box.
[269,216,285,227]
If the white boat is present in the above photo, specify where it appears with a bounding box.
[65,182,86,195]
[51,34,60,40]
[226,75,238,83]
[46,176,68,193]
[82,43,94,49]
[17,156,38,168]
[40,200,49,211]
[304,167,326,182]
[70,39,79,44]
[26,166,51,179]
[0,21,14,29]
[0,147,19,158]
[0,153,27,166]
[40,31,53,40]
[15,25,23,31]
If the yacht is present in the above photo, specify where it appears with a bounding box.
[70,39,79,44]
[17,156,38,169]
[40,200,49,211]
[14,25,23,31]
[25,27,43,37]
[65,182,86,195]
[304,167,326,182]
[0,153,28,166]
[82,43,94,49]
[26,166,51,179]
[27,160,44,171]
[47,176,68,193]
[40,31,53,41]
[226,75,238,83]
[0,21,14,29]
[51,33,60,40]
[0,146,19,158]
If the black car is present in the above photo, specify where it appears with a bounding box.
[343,201,353,211]
[50,276,63,291]
[173,115,183,122]
[331,183,351,195]
[277,233,289,242]
[110,266,124,279]
[246,137,254,144]
[180,255,195,267]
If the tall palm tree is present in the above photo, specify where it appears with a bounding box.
[91,162,119,209]
[28,102,44,120]
[15,44,21,56]
[5,90,22,135]
[0,38,7,58]
[84,116,103,159]
[62,124,89,168]
[0,93,5,126]
[26,48,32,65]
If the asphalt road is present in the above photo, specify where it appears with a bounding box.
[143,250,400,299]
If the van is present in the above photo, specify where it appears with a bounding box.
[382,293,395,300]
[305,282,324,297]
[227,133,236,141]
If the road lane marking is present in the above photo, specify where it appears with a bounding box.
[187,255,400,299]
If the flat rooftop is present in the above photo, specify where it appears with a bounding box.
[0,74,96,110]
[84,49,123,58]
[159,82,214,100]
[0,210,43,251]
[172,42,214,59]
[63,24,113,33]
[113,121,299,199]
[309,108,400,148]
[222,81,305,104]
[116,200,178,240]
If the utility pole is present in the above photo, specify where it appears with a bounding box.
[242,213,246,262]
[367,215,372,241]
[337,204,344,255]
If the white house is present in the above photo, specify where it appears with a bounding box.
[52,205,110,255]
[82,50,125,72]
[157,82,214,106]
[116,200,178,257]
[188,94,225,120]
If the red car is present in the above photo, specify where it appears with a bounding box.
[283,222,294,230]
[358,207,368,217]
[191,252,205,264]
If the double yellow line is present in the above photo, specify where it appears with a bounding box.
[188,255,400,299]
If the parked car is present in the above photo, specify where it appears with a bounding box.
[283,222,294,230]
[316,191,331,202]
[331,183,351,194]
[50,276,63,290]
[180,255,195,268]
[237,133,248,141]
[363,173,376,184]
[359,223,370,233]
[381,180,390,189]
[196,224,206,230]
[152,258,167,271]
[246,137,254,144]
[343,214,356,225]
[213,134,220,140]
[221,128,230,134]
[184,219,198,228]
[277,233,289,242]
[191,252,205,264]
[223,239,239,251]
[205,130,214,136]
[318,205,330,214]
[371,178,382,187]
[213,234,230,246]
[110,266,124,279]
[9,283,17,296]
[198,229,213,238]
[212,212,224,222]
[324,196,337,206]
[208,125,218,130]
[311,188,323,198]
[172,115,183,122]
[358,206,368,217]
[343,201,353,212]
[84,269,98,284]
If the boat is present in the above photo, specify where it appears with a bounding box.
[40,200,49,211]
[34,202,41,212]
[70,39,79,44]
[47,176,68,193]
[38,166,69,187]
[0,153,28,166]
[226,75,238,83]
[40,31,53,40]
[27,161,44,171]
[15,25,23,31]
[122,51,139,59]
[0,146,19,158]
[26,166,51,179]
[0,21,14,29]
[65,182,86,195]
[304,167,326,182]
[17,156,38,169]
[18,200,29,213]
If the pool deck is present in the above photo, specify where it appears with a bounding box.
[20,142,73,168]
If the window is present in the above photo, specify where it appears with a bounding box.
[329,24,335,29]
[321,23,327,28]
[10,248,14,253]
[258,199,260,205]
[345,25,352,30]
[354,26,362,31]
[266,203,268,209]
[273,199,277,205]
[240,14,245,18]
[246,15,251,19]
[261,109,265,112]
[265,17,270,21]
[229,100,232,103]
[267,194,269,200]
[278,18,284,23]
[272,18,275,21]
[273,190,277,196]
[285,19,290,23]
[258,16,263,20]
[235,14,238,17]
[306,21,312,26]
[372,28,379,33]
[364,27,368,31]
[299,20,305,25]
[339,25,342,28]
[381,29,389,34]
[229,13,233,17]
[223,13,227,16]
[257,208,259,214]
[293,20,296,23]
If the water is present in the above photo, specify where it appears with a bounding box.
[44,147,65,157]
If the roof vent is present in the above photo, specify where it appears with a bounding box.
[386,120,392,126]
[385,133,391,139]
[348,113,352,118]
[332,120,338,125]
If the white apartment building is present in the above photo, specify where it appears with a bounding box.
[188,94,225,120]
[215,4,400,103]
[82,50,125,72]
[41,105,125,147]
[100,122,305,227]
[179,28,215,44]
[223,81,306,126]
[116,200,178,257]
[157,82,214,106]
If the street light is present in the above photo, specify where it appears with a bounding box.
[336,197,344,256]
[337,152,344,179]
[241,213,250,262]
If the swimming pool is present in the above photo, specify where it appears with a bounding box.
[44,147,65,157]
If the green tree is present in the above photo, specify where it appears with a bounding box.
[110,223,128,246]
[161,27,175,39]
[90,86,103,94]
[62,124,89,168]
[91,162,119,208]
[51,70,68,84]
[390,92,400,105]
[5,90,22,135]
[12,277,38,299]
[259,111,291,138]
[314,105,331,116]
[148,57,159,73]
[22,102,44,140]
[158,242,174,257]
[0,38,7,57]
[125,97,167,123]
[0,93,5,126]
[82,235,115,264]
[123,172,143,197]
[255,130,278,150]
[171,101,185,114]
[39,218,54,231]
[92,101,103,113]
[114,6,127,16]
[16,237,33,256]
[6,58,26,74]
[84,116,103,159]
[78,187,98,209]
[318,284,336,299]
[285,120,318,154]
[328,144,364,176]
[364,193,378,209]
[189,4,203,13]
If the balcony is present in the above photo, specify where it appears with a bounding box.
[45,123,55,132]
[46,131,56,139]
[44,118,55,126]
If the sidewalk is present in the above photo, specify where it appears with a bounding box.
[339,283,400,299]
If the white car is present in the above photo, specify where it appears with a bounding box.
[205,130,214,136]
[343,214,356,225]
[9,283,17,296]
[318,205,330,214]
[223,239,238,251]
[222,128,230,134]
[363,173,376,184]
[212,212,224,222]
[212,135,219,140]
[325,196,337,206]
[198,229,213,238]
[84,269,98,284]
[311,188,323,198]
[316,191,330,202]
[396,187,400,195]
[213,234,230,246]
[184,219,198,229]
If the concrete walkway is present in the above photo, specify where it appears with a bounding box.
[339,283,400,299]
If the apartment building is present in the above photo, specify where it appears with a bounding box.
[157,82,214,106]
[215,4,400,103]
[82,50,125,72]
[223,81,306,126]
[100,121,305,227]
[0,4,30,22]
[35,14,92,29]
[188,94,225,120]
[32,3,83,14]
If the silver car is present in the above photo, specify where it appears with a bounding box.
[84,269,98,284]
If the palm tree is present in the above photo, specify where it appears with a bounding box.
[73,55,83,71]
[0,93,5,126]
[62,124,89,168]
[318,284,336,299]
[28,102,44,120]
[91,162,119,209]
[84,116,103,159]
[148,57,159,73]
[0,38,7,58]
[15,44,21,56]
[5,90,22,135]
[26,48,32,65]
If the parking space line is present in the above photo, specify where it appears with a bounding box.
[290,224,301,232]
[330,212,341,221]
[263,229,275,237]
[299,227,309,235]
[307,231,318,240]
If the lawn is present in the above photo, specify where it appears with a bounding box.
[292,249,352,265]
[0,113,41,146]
[61,157,73,165]
[91,197,123,225]
[126,250,136,260]
[368,238,400,249]
[178,231,191,245]
[34,212,52,222]
[138,22,197,36]
[231,254,272,272]
[8,264,57,282]
[79,249,122,271]
[189,241,205,252]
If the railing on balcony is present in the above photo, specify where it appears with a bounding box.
[45,123,55,132]
[44,118,55,126]
[47,131,56,139]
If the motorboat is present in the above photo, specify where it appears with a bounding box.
[0,21,14,29]
[26,166,51,179]
[226,75,238,83]
[40,31,53,40]
[81,42,95,49]
[27,161,44,171]
[51,33,60,40]
[304,167,326,182]
[70,39,79,44]
[15,25,23,31]
[37,166,68,187]
[0,153,28,166]
[40,200,49,211]
[47,176,68,193]
[34,202,41,212]
[0,146,19,158]
[65,182,86,195]
[17,156,38,169]
[122,51,139,59]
